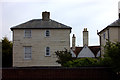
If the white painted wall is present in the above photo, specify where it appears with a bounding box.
[77,45,95,58]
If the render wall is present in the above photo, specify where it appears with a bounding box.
[13,29,70,67]
[100,27,119,55]
[118,27,120,42]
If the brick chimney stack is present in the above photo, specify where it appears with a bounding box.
[72,34,76,51]
[42,11,50,21]
[83,28,88,46]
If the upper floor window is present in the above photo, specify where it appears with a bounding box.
[45,47,50,56]
[45,30,50,37]
[24,30,31,38]
[103,32,106,40]
[24,46,32,59]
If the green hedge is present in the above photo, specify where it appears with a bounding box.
[63,57,99,67]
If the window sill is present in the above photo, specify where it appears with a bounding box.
[45,36,50,38]
[24,37,32,39]
[24,58,32,60]
[24,37,32,38]
[45,55,51,57]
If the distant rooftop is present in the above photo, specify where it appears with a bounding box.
[71,46,100,57]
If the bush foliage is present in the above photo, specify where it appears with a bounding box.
[64,57,98,67]
[103,41,120,73]
[55,49,72,66]
[55,41,120,72]
[55,49,100,67]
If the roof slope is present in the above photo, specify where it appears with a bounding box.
[77,45,95,58]
[98,18,120,34]
[71,46,100,57]
[108,18,120,27]
[89,46,100,57]
[72,47,83,57]
[11,19,72,30]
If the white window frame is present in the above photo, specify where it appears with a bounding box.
[24,30,31,38]
[45,30,50,37]
[45,47,50,56]
[24,46,32,59]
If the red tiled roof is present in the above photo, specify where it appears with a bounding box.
[88,46,100,57]
[71,46,100,57]
[73,47,83,57]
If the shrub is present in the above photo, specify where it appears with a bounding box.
[64,57,98,67]
[104,41,120,73]
[55,49,72,66]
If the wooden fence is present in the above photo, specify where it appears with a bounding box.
[2,67,118,80]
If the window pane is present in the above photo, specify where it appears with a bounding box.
[46,30,50,36]
[25,30,31,37]
[24,46,32,59]
[46,47,50,56]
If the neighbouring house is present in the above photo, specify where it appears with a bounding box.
[71,28,100,58]
[11,11,72,67]
[0,42,1,67]
[97,15,120,56]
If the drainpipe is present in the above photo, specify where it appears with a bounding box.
[97,30,101,57]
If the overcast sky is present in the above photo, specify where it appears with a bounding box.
[0,0,120,46]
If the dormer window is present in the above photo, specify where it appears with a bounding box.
[24,30,31,38]
[45,30,50,37]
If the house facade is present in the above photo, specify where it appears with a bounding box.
[98,19,120,55]
[11,11,72,67]
[0,42,1,68]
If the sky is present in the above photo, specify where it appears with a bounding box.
[0,0,120,46]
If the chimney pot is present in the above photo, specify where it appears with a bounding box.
[42,11,50,21]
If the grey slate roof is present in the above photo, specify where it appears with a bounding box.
[108,18,120,27]
[98,18,120,34]
[11,19,72,30]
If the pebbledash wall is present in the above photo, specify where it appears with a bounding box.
[13,29,70,67]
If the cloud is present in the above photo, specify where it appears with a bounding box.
[0,0,50,2]
[1,0,120,46]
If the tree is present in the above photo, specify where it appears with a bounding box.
[2,37,12,67]
[104,41,120,73]
[55,49,72,66]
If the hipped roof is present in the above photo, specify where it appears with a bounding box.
[11,19,72,31]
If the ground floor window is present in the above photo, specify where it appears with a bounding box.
[24,46,32,59]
